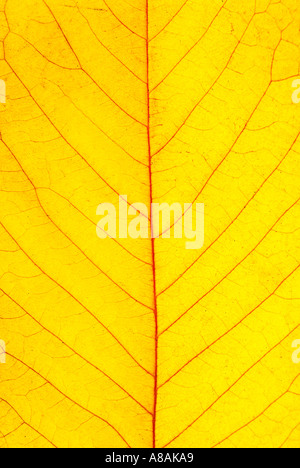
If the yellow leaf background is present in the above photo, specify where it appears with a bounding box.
[0,0,300,448]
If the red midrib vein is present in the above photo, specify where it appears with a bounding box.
[146,0,159,449]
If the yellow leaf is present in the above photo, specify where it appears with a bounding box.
[0,0,300,448]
